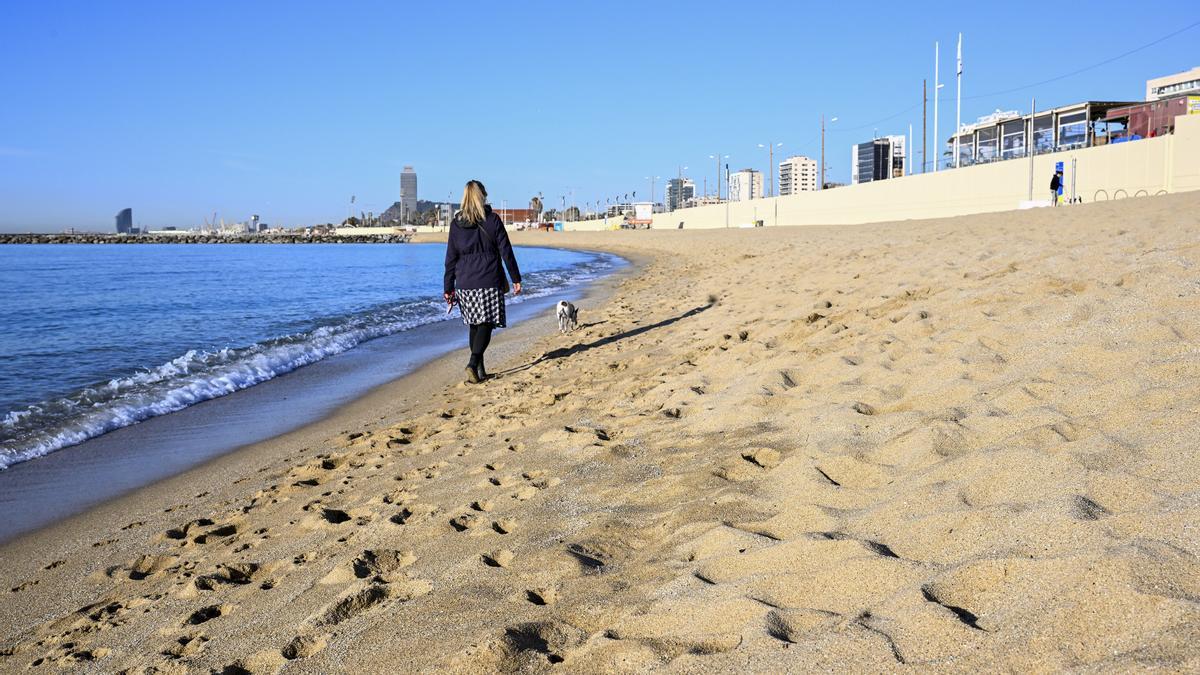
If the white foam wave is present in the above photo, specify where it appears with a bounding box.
[0,254,619,470]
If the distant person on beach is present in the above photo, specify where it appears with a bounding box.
[444,180,522,384]
[1049,170,1062,207]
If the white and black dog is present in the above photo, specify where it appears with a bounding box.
[556,300,579,334]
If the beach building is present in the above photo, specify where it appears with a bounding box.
[1105,93,1200,140]
[945,101,1143,168]
[778,155,818,195]
[1146,66,1200,101]
[684,195,724,208]
[728,169,762,201]
[665,178,695,211]
[115,208,132,234]
[494,207,540,225]
[400,166,418,224]
[851,135,905,184]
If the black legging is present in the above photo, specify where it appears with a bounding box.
[468,322,494,369]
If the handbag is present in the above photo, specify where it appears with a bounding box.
[473,220,510,294]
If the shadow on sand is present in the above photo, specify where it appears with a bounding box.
[495,301,714,377]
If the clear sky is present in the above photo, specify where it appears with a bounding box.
[1,1,1197,232]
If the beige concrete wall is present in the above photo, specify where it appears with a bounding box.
[1170,114,1200,192]
[643,120,1197,230]
[562,216,622,232]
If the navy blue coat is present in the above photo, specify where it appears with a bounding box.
[443,206,522,294]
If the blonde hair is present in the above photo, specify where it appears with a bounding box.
[458,180,487,225]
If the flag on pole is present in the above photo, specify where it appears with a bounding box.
[956,33,962,76]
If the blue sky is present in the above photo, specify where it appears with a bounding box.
[1,1,1197,231]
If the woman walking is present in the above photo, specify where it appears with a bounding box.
[444,180,522,383]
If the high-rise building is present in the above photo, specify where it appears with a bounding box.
[778,156,818,195]
[400,166,418,224]
[728,169,762,202]
[665,178,695,211]
[1146,66,1200,101]
[115,208,132,234]
[851,135,906,184]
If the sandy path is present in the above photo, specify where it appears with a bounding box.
[1,193,1198,673]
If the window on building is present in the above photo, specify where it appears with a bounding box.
[956,136,974,166]
[977,127,998,162]
[1002,119,1026,159]
[1033,115,1054,153]
[1058,112,1086,149]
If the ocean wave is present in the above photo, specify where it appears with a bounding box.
[0,254,617,470]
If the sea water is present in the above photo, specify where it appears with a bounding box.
[0,242,617,470]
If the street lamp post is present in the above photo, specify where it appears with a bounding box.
[644,176,659,207]
[709,153,728,200]
[757,143,782,197]
[934,41,945,172]
[820,116,838,190]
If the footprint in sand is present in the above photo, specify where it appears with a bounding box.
[320,549,416,584]
[162,632,209,658]
[390,503,437,526]
[482,549,514,568]
[526,587,558,605]
[450,513,481,532]
[184,603,230,626]
[281,634,328,660]
[312,578,430,627]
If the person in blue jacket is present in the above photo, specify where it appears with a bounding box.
[443,180,522,383]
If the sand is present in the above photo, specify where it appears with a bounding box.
[1,193,1198,673]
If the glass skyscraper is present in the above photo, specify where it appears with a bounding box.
[115,208,132,234]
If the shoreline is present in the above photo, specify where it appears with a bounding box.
[2,195,1197,672]
[0,244,638,546]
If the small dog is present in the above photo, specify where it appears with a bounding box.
[556,301,579,334]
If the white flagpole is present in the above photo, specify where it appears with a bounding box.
[934,41,940,172]
[955,33,963,169]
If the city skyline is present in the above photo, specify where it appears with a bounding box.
[1,1,1198,232]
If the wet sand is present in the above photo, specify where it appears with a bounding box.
[0,280,617,544]
[1,194,1198,672]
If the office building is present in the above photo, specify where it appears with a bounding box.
[115,208,133,234]
[728,169,762,202]
[1146,66,1200,101]
[778,155,818,195]
[437,203,454,228]
[665,177,695,211]
[400,166,418,224]
[851,135,905,184]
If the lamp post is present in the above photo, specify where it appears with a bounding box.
[757,143,782,197]
[709,154,728,200]
[934,41,944,172]
[820,116,837,190]
[955,33,963,170]
[644,176,659,207]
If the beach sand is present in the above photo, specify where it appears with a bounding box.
[2,193,1198,672]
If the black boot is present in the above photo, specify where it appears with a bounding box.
[476,354,488,381]
[466,354,482,384]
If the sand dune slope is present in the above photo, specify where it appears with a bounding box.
[2,193,1199,673]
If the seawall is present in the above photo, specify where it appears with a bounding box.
[565,113,1200,231]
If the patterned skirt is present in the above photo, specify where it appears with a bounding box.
[457,287,506,327]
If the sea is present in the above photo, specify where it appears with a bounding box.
[0,243,619,473]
